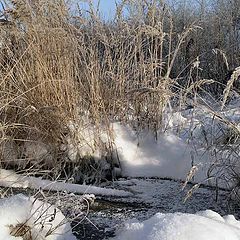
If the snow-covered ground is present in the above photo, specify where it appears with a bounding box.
[113,99,240,187]
[1,99,240,240]
[110,210,240,240]
[0,194,76,240]
[113,122,211,182]
[0,169,132,197]
[1,178,236,240]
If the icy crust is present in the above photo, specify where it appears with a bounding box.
[0,194,76,240]
[110,210,240,240]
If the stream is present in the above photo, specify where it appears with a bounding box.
[70,178,239,240]
[1,177,238,240]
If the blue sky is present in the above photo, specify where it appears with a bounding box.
[77,0,119,19]
[96,0,118,18]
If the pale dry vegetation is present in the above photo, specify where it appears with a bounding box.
[0,0,239,187]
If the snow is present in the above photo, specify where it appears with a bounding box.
[0,169,132,197]
[1,101,240,240]
[112,100,240,185]
[110,210,240,240]
[24,99,238,189]
[86,178,233,240]
[113,122,211,182]
[0,194,76,240]
[23,141,54,167]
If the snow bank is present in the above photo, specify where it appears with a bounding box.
[0,194,76,240]
[113,122,211,182]
[110,210,240,240]
[0,169,132,197]
[112,100,240,184]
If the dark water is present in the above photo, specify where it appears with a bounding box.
[1,178,239,240]
[71,178,239,240]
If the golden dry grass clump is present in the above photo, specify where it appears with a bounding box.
[0,0,81,171]
[0,0,191,174]
[1,0,236,182]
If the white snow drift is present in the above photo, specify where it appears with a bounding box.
[112,100,240,184]
[4,194,238,240]
[0,169,132,197]
[113,122,211,182]
[0,194,76,240]
[111,210,240,240]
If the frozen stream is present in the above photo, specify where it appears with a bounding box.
[71,178,239,240]
[1,178,238,240]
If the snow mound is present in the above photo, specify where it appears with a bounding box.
[113,123,211,181]
[0,194,76,240]
[110,210,240,240]
[0,169,132,197]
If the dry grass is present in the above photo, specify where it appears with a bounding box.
[9,223,32,240]
[0,0,197,179]
[0,0,82,174]
[222,66,240,110]
[0,0,238,188]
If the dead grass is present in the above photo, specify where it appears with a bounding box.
[0,0,238,188]
[0,0,197,178]
[0,0,82,173]
[9,223,32,240]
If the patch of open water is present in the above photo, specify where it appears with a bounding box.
[72,178,239,240]
[2,178,239,240]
